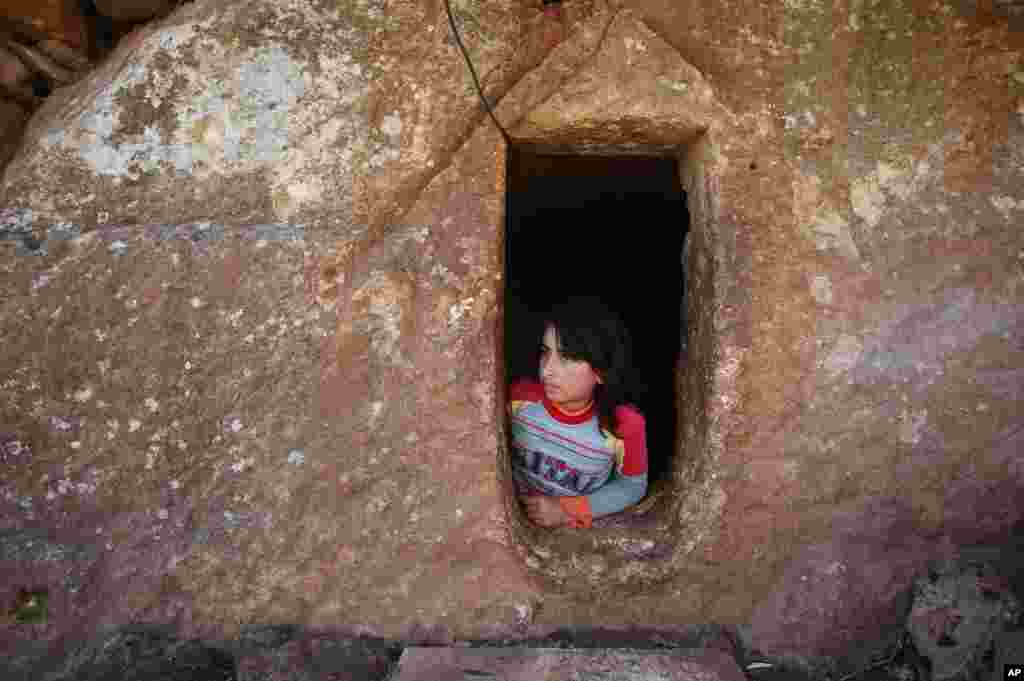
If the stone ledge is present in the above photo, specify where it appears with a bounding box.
[392,647,748,681]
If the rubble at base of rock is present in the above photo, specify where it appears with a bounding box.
[1,0,1022,678]
[0,545,1020,681]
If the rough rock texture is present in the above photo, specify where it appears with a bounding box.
[0,0,1022,670]
[0,45,33,89]
[95,1,180,23]
[0,622,404,681]
[0,98,29,171]
[907,555,1021,681]
[45,627,237,681]
[0,1,87,49]
[392,647,748,681]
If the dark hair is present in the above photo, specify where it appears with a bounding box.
[541,295,636,437]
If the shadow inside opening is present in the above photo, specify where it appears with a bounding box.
[503,146,690,492]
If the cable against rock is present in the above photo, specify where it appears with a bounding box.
[443,0,514,147]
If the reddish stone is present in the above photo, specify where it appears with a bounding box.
[94,0,175,23]
[926,239,995,260]
[217,251,245,294]
[970,267,995,290]
[0,47,31,89]
[825,262,884,324]
[1,1,82,46]
[303,253,320,305]
[0,95,28,173]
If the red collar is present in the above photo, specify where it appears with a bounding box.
[541,394,595,425]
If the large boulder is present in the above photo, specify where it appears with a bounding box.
[0,0,1021,669]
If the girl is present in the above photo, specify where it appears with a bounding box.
[508,295,648,528]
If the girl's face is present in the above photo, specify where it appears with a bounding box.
[539,325,603,415]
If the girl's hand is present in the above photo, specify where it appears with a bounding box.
[520,495,571,527]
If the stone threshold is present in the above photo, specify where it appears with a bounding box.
[390,646,747,681]
[5,626,1023,681]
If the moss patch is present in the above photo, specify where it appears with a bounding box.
[10,588,49,624]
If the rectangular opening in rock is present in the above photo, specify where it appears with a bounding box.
[503,146,689,486]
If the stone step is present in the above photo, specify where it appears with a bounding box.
[390,647,748,681]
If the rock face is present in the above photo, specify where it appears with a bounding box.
[0,0,1022,668]
[907,556,1021,681]
[45,627,237,681]
[94,1,179,23]
[392,647,748,681]
[0,99,28,170]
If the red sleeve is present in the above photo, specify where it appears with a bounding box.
[558,497,593,528]
[510,378,545,403]
[614,405,648,476]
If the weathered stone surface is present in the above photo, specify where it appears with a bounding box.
[44,627,236,681]
[996,631,1024,681]
[907,556,1021,681]
[233,627,399,681]
[0,0,1022,668]
[95,0,179,23]
[5,41,75,86]
[0,1,87,48]
[33,40,91,74]
[392,647,748,681]
[0,46,32,89]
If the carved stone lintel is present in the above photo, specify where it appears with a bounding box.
[0,81,40,109]
[6,40,75,85]
[0,45,31,87]
[34,39,91,73]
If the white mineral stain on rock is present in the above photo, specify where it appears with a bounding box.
[231,457,255,473]
[823,334,863,376]
[623,37,648,52]
[851,174,886,228]
[129,419,142,433]
[366,496,390,514]
[381,113,402,138]
[991,195,1022,219]
[448,297,474,329]
[368,401,384,429]
[656,76,690,93]
[853,158,928,229]
[794,171,861,261]
[814,211,861,260]
[876,161,912,200]
[823,560,846,576]
[145,397,159,413]
[353,272,413,368]
[472,381,493,422]
[810,274,833,305]
[899,408,928,445]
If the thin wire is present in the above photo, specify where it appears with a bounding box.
[443,0,514,147]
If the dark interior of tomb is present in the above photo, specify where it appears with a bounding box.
[504,147,690,483]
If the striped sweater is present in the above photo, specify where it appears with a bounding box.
[508,379,648,528]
